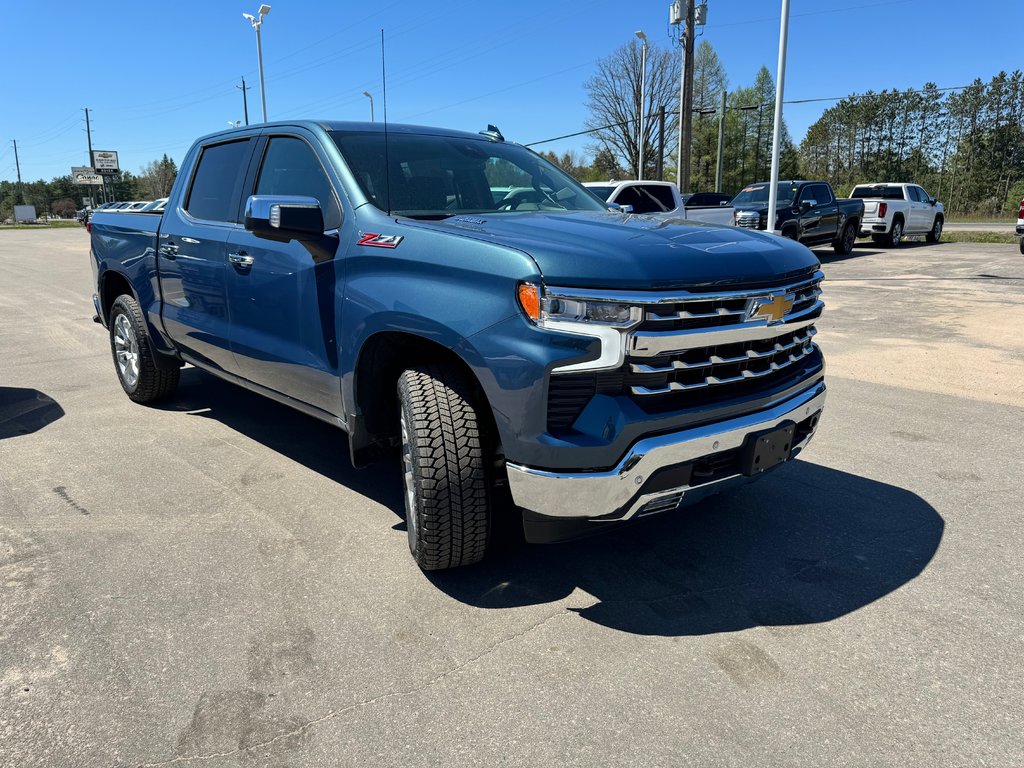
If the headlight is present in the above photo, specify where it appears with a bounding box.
[517,283,642,373]
[544,296,638,326]
[518,283,641,328]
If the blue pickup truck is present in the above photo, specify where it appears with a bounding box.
[90,121,827,570]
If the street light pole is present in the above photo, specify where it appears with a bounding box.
[635,31,647,180]
[242,5,271,123]
[363,91,375,122]
[765,0,791,234]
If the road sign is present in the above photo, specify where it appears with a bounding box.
[91,150,119,175]
[72,166,105,186]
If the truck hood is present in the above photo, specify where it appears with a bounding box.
[406,211,818,290]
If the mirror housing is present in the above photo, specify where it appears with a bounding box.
[801,199,817,210]
[929,197,937,206]
[244,195,324,242]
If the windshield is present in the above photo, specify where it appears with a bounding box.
[851,185,905,200]
[330,130,608,218]
[731,182,799,207]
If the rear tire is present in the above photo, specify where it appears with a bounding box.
[884,218,904,248]
[108,294,179,403]
[926,215,943,243]
[833,221,856,255]
[397,364,491,570]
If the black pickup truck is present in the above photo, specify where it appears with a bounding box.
[731,180,863,255]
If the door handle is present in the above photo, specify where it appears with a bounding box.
[159,244,178,259]
[228,251,254,268]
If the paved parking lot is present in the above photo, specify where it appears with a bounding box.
[2,229,1022,767]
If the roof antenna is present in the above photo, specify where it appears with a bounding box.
[381,28,392,216]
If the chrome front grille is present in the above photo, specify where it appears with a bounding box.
[544,271,825,430]
[626,272,823,397]
[636,278,821,333]
[735,211,761,229]
[630,328,817,395]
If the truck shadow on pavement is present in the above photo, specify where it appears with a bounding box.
[0,387,65,439]
[156,368,406,513]
[159,370,943,638]
[431,460,944,637]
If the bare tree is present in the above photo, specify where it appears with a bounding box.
[584,39,680,178]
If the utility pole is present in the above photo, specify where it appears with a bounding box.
[680,0,695,193]
[84,108,107,203]
[715,90,726,192]
[83,108,96,206]
[237,76,251,125]
[84,108,94,160]
[672,3,685,186]
[12,140,23,204]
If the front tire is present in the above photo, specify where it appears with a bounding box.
[108,294,179,403]
[833,221,856,255]
[884,218,904,248]
[926,215,943,243]
[397,364,491,570]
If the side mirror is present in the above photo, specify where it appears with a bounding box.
[929,197,937,206]
[801,199,817,210]
[609,202,633,214]
[720,200,730,206]
[244,195,324,242]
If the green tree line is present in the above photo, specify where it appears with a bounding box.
[800,72,1024,215]
[547,41,1022,216]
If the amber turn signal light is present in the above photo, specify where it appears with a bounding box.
[517,283,541,321]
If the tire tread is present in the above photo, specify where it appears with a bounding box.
[398,364,489,570]
[109,294,179,403]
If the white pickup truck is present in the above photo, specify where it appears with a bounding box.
[583,180,734,225]
[850,183,944,246]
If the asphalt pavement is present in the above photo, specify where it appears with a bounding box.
[1,229,1022,767]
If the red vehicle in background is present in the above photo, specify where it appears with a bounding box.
[1016,198,1023,254]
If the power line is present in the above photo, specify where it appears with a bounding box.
[524,81,990,148]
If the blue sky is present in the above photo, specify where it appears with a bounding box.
[2,0,1022,183]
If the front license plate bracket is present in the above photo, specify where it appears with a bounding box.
[740,422,796,476]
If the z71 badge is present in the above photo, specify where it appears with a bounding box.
[357,233,404,248]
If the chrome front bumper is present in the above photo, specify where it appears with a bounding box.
[506,381,826,521]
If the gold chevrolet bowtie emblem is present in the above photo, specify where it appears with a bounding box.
[749,293,795,323]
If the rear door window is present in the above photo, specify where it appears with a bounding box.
[185,139,252,223]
